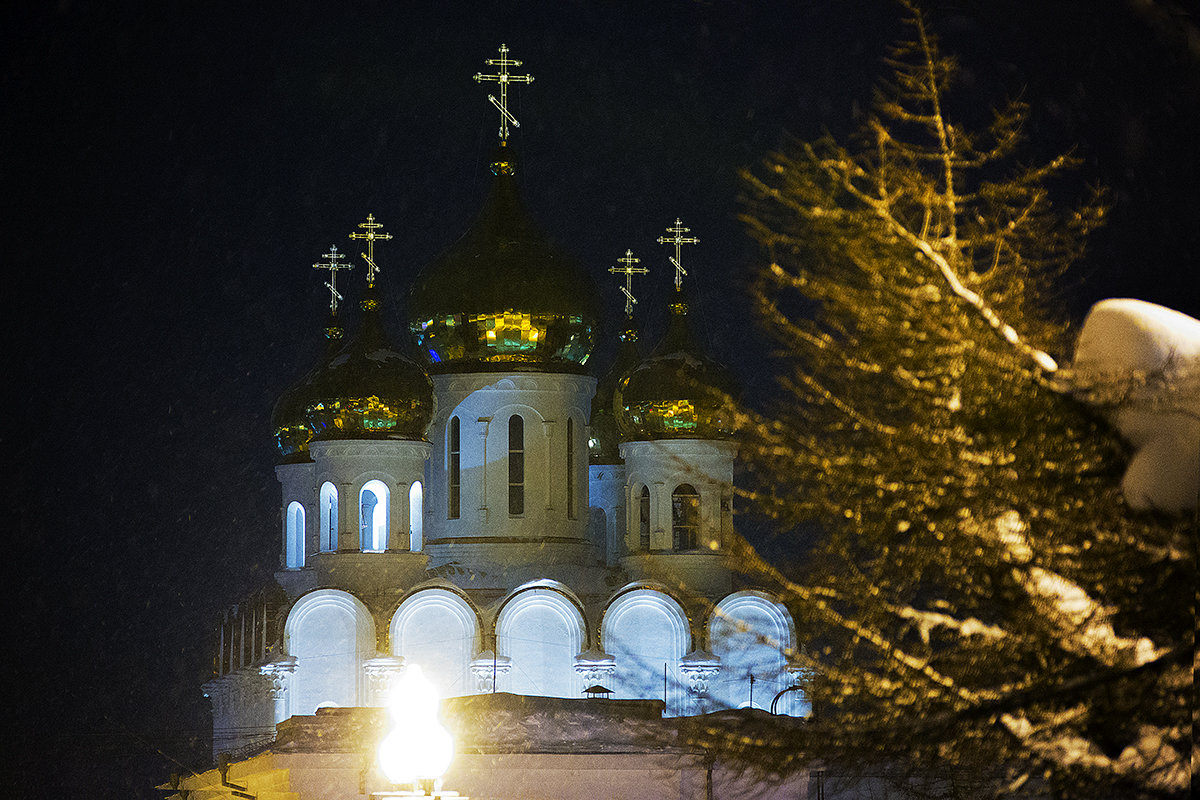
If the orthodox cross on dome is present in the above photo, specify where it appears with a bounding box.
[473,43,534,142]
[313,244,352,314]
[608,249,648,318]
[657,218,699,291]
[348,213,392,285]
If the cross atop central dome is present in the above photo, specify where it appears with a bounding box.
[408,47,598,373]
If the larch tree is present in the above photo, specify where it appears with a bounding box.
[692,3,1194,798]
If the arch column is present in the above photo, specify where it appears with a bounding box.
[574,648,617,688]
[260,656,298,724]
[363,655,407,707]
[679,649,721,715]
[470,651,512,693]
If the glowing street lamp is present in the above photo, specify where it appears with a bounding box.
[375,664,464,798]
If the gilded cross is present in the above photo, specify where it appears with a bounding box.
[608,249,648,318]
[657,218,699,291]
[313,244,352,314]
[348,213,392,285]
[473,44,534,141]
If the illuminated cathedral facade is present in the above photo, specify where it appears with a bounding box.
[201,46,808,761]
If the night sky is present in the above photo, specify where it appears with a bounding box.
[6,1,1197,796]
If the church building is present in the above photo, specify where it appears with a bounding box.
[194,44,808,795]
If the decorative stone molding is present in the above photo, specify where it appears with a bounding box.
[573,648,616,686]
[786,661,815,688]
[679,649,721,694]
[680,649,721,715]
[470,650,512,693]
[260,656,298,700]
[363,655,407,706]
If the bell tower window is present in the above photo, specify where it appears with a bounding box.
[409,481,423,551]
[672,484,700,551]
[639,486,651,551]
[448,416,460,520]
[319,482,338,552]
[508,414,525,516]
[566,417,576,519]
[360,480,389,552]
[285,501,305,568]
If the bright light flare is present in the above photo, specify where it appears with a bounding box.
[377,664,454,786]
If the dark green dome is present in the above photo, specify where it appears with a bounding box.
[615,293,738,441]
[306,288,435,443]
[589,321,641,463]
[408,144,599,373]
[272,289,435,461]
[271,317,345,463]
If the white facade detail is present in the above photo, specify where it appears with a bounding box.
[496,585,587,698]
[707,590,807,716]
[389,587,480,700]
[284,589,376,717]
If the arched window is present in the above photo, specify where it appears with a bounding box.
[359,480,389,552]
[284,590,375,716]
[672,484,700,551]
[286,501,305,569]
[602,589,691,708]
[409,481,423,552]
[508,415,524,516]
[448,416,460,520]
[319,482,338,552]
[566,417,576,519]
[639,486,651,551]
[497,587,585,698]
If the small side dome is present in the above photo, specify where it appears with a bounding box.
[408,144,599,373]
[271,318,345,463]
[306,288,435,442]
[615,294,738,441]
[589,322,641,463]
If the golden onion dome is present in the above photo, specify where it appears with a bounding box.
[615,293,738,441]
[303,286,435,443]
[271,317,345,463]
[589,321,641,463]
[408,144,599,373]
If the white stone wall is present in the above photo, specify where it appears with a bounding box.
[425,373,596,545]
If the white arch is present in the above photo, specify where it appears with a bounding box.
[602,588,691,706]
[496,587,585,698]
[360,479,389,552]
[409,481,423,551]
[284,590,375,717]
[390,588,479,699]
[319,482,338,552]
[707,591,800,714]
[285,501,305,569]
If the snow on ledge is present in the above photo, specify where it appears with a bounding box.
[1073,298,1200,513]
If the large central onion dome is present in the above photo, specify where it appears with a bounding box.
[615,293,738,440]
[271,286,435,462]
[408,144,599,373]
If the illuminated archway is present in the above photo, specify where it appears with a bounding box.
[707,591,802,714]
[390,588,479,699]
[285,501,305,569]
[496,586,585,698]
[602,588,691,708]
[360,479,389,552]
[409,481,423,551]
[319,482,338,552]
[284,590,375,717]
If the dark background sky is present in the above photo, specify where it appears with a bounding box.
[5,1,1197,796]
